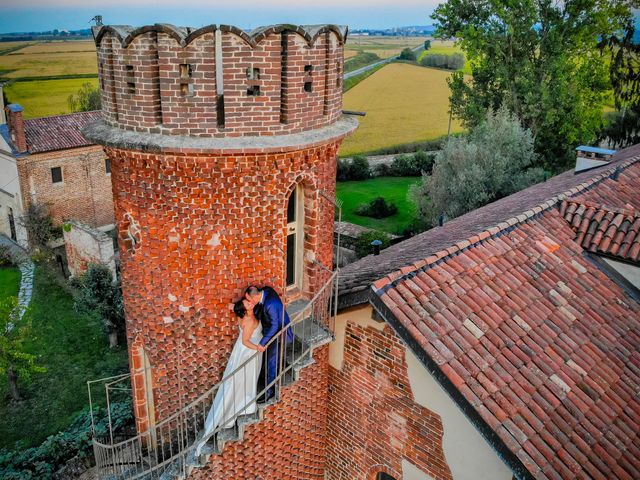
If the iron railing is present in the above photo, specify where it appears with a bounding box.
[89,270,338,480]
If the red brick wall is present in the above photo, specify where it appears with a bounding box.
[107,139,340,422]
[326,315,453,480]
[17,145,115,228]
[191,346,330,480]
[95,27,344,137]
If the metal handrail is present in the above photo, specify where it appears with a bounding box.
[90,270,338,479]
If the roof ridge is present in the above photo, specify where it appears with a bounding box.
[24,110,100,124]
[371,155,640,294]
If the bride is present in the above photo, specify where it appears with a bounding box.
[193,299,265,457]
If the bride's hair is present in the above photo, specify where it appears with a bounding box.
[233,300,247,318]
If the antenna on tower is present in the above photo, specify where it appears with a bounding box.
[90,15,103,26]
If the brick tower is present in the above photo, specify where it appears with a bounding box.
[84,23,356,479]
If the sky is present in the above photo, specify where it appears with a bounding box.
[0,0,441,34]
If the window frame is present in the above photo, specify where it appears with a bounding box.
[51,166,63,184]
[286,185,305,290]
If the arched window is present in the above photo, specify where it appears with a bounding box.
[376,473,397,480]
[286,184,304,289]
[375,473,396,480]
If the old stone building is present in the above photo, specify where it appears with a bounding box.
[0,104,114,247]
[84,21,640,480]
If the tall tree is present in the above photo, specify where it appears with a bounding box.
[432,0,634,170]
[70,264,124,348]
[0,297,45,401]
[600,11,640,147]
[411,107,544,223]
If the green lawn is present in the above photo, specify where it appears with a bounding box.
[0,267,129,450]
[0,267,21,298]
[337,176,420,235]
[4,77,99,118]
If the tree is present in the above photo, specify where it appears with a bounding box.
[399,47,417,61]
[0,297,45,401]
[67,82,101,112]
[432,0,634,171]
[600,11,640,148]
[424,39,431,51]
[70,264,124,348]
[18,203,58,252]
[411,107,544,224]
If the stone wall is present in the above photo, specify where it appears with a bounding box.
[63,220,116,278]
[16,145,115,228]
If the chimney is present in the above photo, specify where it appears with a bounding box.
[371,239,382,256]
[6,104,27,153]
[0,83,6,125]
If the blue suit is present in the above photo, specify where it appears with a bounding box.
[255,287,293,398]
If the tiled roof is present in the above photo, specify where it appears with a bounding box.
[339,143,640,304]
[373,159,640,479]
[334,221,400,240]
[23,111,101,154]
[560,200,640,262]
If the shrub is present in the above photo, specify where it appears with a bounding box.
[0,246,13,267]
[411,107,544,224]
[373,163,391,176]
[354,230,392,258]
[398,47,417,61]
[388,151,435,177]
[336,156,370,181]
[69,264,124,348]
[420,52,465,70]
[424,39,431,51]
[0,399,133,479]
[355,197,398,219]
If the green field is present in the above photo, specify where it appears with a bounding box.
[341,63,464,156]
[0,40,99,118]
[0,267,128,449]
[337,176,419,234]
[0,267,21,298]
[345,36,427,60]
[4,77,99,118]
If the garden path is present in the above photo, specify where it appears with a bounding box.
[0,235,35,317]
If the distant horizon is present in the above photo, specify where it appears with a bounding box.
[0,2,440,35]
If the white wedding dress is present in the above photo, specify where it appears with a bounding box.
[194,322,263,457]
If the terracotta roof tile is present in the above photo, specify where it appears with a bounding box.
[377,208,640,479]
[23,111,101,154]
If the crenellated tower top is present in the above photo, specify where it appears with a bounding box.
[90,23,349,139]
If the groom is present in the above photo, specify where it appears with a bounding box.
[245,285,294,402]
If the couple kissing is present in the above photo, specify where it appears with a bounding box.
[194,285,292,458]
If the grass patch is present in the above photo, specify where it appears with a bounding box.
[341,63,465,157]
[344,52,381,73]
[343,63,386,92]
[337,176,420,234]
[0,267,21,298]
[14,40,95,55]
[4,78,99,118]
[0,50,98,78]
[0,267,129,450]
